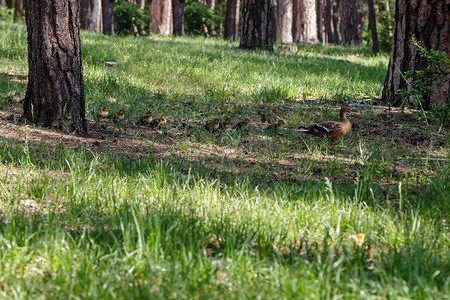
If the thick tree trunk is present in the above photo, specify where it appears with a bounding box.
[14,0,24,22]
[277,0,293,43]
[172,0,185,36]
[102,0,115,35]
[292,0,318,44]
[80,0,103,32]
[151,0,173,35]
[339,0,363,46]
[382,0,449,108]
[23,0,87,135]
[240,0,276,51]
[224,0,240,41]
[367,0,379,54]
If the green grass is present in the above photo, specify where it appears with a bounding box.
[0,20,449,299]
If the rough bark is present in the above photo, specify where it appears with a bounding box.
[14,0,24,22]
[80,0,103,32]
[367,0,379,54]
[172,0,185,36]
[151,0,173,35]
[339,0,363,45]
[102,0,115,35]
[23,0,87,135]
[224,0,240,40]
[293,0,318,44]
[382,0,449,108]
[239,0,276,51]
[277,0,293,43]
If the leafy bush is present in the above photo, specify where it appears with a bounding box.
[376,3,395,53]
[0,6,14,22]
[184,0,224,36]
[115,0,150,35]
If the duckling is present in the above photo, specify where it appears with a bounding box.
[11,92,22,104]
[205,118,220,132]
[149,115,169,129]
[298,105,359,140]
[138,111,153,126]
[113,109,126,123]
[218,117,232,130]
[233,118,250,130]
[265,119,286,133]
[97,106,111,120]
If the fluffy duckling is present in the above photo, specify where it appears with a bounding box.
[205,118,220,132]
[98,106,111,120]
[149,115,169,129]
[218,117,232,130]
[113,109,126,123]
[265,119,286,133]
[233,118,250,130]
[298,105,358,140]
[138,111,153,126]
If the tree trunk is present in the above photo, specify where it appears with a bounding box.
[277,0,293,43]
[80,0,103,32]
[0,1,5,7]
[5,0,12,8]
[292,0,318,44]
[339,0,363,46]
[172,0,185,36]
[224,0,240,41]
[136,0,146,9]
[14,0,24,22]
[367,0,379,54]
[382,0,449,108]
[151,0,173,35]
[23,0,87,135]
[102,0,115,35]
[332,0,339,43]
[240,0,276,51]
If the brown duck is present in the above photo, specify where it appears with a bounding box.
[298,106,358,140]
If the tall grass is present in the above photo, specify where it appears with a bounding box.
[0,20,448,299]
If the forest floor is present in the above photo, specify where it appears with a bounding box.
[0,20,448,299]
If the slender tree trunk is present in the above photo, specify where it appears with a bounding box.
[14,0,24,22]
[102,0,115,35]
[339,0,363,45]
[277,0,293,43]
[293,0,318,44]
[240,0,276,51]
[151,0,173,35]
[172,0,185,36]
[23,0,87,135]
[5,0,12,8]
[136,0,146,9]
[80,0,103,32]
[224,0,240,41]
[382,0,449,108]
[0,1,5,7]
[367,0,379,54]
[332,0,340,43]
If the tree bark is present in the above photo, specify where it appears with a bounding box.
[292,0,318,44]
[151,0,173,35]
[14,0,24,22]
[0,0,5,7]
[382,0,449,108]
[339,0,363,46]
[102,0,115,35]
[136,0,146,9]
[172,0,185,36]
[239,0,276,51]
[367,0,379,54]
[23,0,87,135]
[224,0,240,41]
[5,0,12,8]
[277,0,293,43]
[80,0,103,32]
